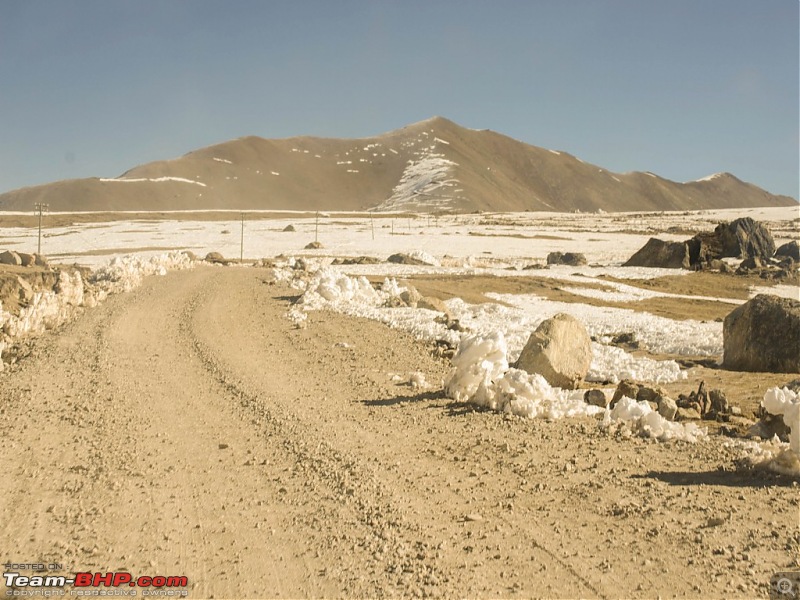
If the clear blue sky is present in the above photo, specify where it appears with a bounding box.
[1,0,798,199]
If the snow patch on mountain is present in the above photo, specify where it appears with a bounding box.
[99,176,207,187]
[373,147,461,212]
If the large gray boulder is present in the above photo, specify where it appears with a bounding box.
[714,217,775,260]
[723,294,800,373]
[515,313,592,389]
[623,238,691,269]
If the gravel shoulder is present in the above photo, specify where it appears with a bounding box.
[0,266,797,598]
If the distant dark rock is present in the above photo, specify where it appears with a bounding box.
[331,256,382,265]
[204,252,228,264]
[623,238,690,269]
[304,241,323,250]
[736,256,763,274]
[282,224,296,232]
[625,218,776,271]
[776,241,799,261]
[387,253,432,266]
[546,251,587,266]
[723,294,800,373]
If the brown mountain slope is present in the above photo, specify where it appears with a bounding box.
[0,116,795,213]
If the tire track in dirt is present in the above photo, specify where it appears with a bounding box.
[183,268,605,598]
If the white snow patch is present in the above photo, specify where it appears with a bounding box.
[483,292,722,357]
[694,173,725,183]
[763,387,800,455]
[99,177,206,187]
[749,284,799,301]
[374,148,460,212]
[212,157,232,164]
[602,397,706,442]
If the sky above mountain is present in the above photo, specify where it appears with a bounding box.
[1,0,797,200]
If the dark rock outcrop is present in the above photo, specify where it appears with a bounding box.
[624,217,777,271]
[623,238,690,269]
[776,241,800,262]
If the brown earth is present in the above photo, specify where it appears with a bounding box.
[1,267,798,599]
[403,272,753,322]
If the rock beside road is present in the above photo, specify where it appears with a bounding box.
[515,313,592,389]
[723,294,800,373]
[584,389,609,408]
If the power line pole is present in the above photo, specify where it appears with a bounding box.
[34,202,48,255]
[240,212,245,263]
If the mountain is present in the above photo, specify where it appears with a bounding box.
[0,117,795,213]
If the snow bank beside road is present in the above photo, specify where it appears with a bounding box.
[444,332,704,442]
[0,252,194,369]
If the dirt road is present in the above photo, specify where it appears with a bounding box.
[1,267,797,598]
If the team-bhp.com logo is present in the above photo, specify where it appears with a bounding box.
[4,571,188,597]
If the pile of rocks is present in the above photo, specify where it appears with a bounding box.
[546,252,587,266]
[583,379,749,427]
[0,250,49,268]
[584,380,679,420]
[623,217,797,278]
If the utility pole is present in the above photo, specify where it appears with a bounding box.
[240,212,245,263]
[370,213,375,240]
[34,202,48,255]
[315,211,319,244]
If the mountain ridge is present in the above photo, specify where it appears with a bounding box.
[0,116,795,213]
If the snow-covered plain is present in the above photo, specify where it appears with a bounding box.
[2,206,796,269]
[1,206,798,463]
